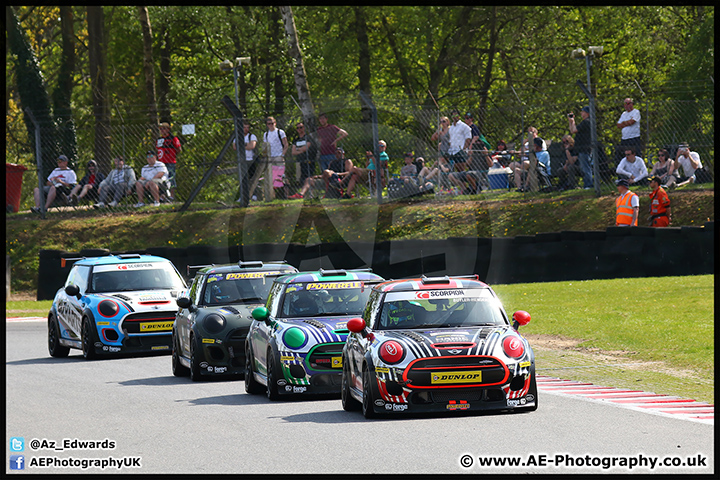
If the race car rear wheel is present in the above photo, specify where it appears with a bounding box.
[361,366,378,419]
[189,335,204,381]
[244,347,264,394]
[172,330,190,377]
[266,349,281,401]
[81,317,98,360]
[48,315,70,358]
[341,358,361,411]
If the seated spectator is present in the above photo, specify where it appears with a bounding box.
[344,142,389,197]
[648,148,677,189]
[514,137,551,192]
[95,156,137,208]
[423,156,451,185]
[491,140,513,168]
[291,147,353,199]
[69,159,104,205]
[413,157,434,192]
[556,135,582,190]
[675,143,711,187]
[399,152,419,183]
[134,151,168,207]
[615,146,648,186]
[32,155,78,214]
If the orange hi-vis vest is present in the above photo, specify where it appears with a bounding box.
[615,190,638,226]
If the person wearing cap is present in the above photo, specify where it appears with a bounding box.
[69,159,105,205]
[568,106,593,189]
[617,97,642,158]
[647,175,671,227]
[32,155,78,213]
[616,146,649,186]
[156,122,182,201]
[615,178,639,227]
[447,109,472,169]
[95,157,137,208]
[675,143,710,187]
[134,151,168,208]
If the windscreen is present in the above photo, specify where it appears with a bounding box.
[279,281,372,318]
[202,271,283,306]
[90,262,185,293]
[376,288,507,330]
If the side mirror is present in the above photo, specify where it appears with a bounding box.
[512,310,531,330]
[347,317,374,341]
[176,296,192,310]
[65,284,81,298]
[252,306,270,324]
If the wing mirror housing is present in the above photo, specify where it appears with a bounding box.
[347,317,374,341]
[252,306,271,325]
[65,284,81,299]
[512,310,531,330]
[176,296,194,312]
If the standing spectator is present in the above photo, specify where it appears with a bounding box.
[134,151,168,207]
[568,106,593,189]
[316,112,348,171]
[648,148,677,189]
[32,155,77,213]
[447,109,472,170]
[261,116,289,201]
[95,157,136,208]
[675,143,711,187]
[431,116,451,162]
[69,159,104,205]
[617,97,642,158]
[556,135,582,190]
[647,175,671,227]
[291,121,317,193]
[235,120,260,202]
[615,178,639,227]
[616,147,649,186]
[156,122,182,201]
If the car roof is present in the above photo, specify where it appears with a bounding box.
[375,275,489,293]
[276,268,384,284]
[73,254,172,266]
[196,261,297,276]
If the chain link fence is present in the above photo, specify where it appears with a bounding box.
[5,88,713,216]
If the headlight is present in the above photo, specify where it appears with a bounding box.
[98,300,119,318]
[203,314,226,334]
[283,327,308,349]
[502,336,525,359]
[378,340,405,364]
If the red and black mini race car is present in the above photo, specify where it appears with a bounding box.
[341,275,537,418]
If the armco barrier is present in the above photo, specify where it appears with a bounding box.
[36,223,714,300]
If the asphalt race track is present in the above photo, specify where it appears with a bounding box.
[6,320,714,474]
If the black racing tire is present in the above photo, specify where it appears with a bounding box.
[341,357,361,411]
[361,365,378,419]
[266,348,281,401]
[81,316,98,360]
[189,334,204,381]
[244,346,264,394]
[524,374,539,412]
[171,329,190,377]
[48,315,70,358]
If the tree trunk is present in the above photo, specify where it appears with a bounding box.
[137,6,158,129]
[52,5,78,163]
[87,6,112,173]
[158,25,172,124]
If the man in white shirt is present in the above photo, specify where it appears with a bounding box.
[262,116,289,201]
[447,109,472,170]
[32,155,78,213]
[616,147,648,186]
[617,97,642,158]
[675,143,709,186]
[134,151,168,207]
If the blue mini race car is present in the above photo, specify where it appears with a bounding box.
[47,253,187,359]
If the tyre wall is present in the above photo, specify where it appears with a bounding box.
[37,222,714,300]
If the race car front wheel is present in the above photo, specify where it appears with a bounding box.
[341,358,361,411]
[189,335,203,381]
[244,346,264,394]
[362,366,378,419]
[48,315,70,358]
[172,330,190,377]
[266,349,281,401]
[81,317,98,360]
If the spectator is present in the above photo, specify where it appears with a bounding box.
[431,116,451,162]
[95,157,136,208]
[615,178,639,226]
[261,116,289,201]
[616,146,649,186]
[491,140,512,168]
[447,109,472,170]
[675,143,711,187]
[648,148,677,189]
[568,106,593,189]
[521,126,547,155]
[343,142,388,198]
[134,151,168,207]
[514,137,550,192]
[156,122,182,201]
[421,156,451,187]
[291,121,317,193]
[414,157,435,192]
[293,147,353,199]
[647,175,671,227]
[399,151,419,182]
[32,155,77,214]
[316,112,348,171]
[617,97,642,159]
[450,112,492,192]
[556,134,582,190]
[235,120,260,202]
[69,159,105,205]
